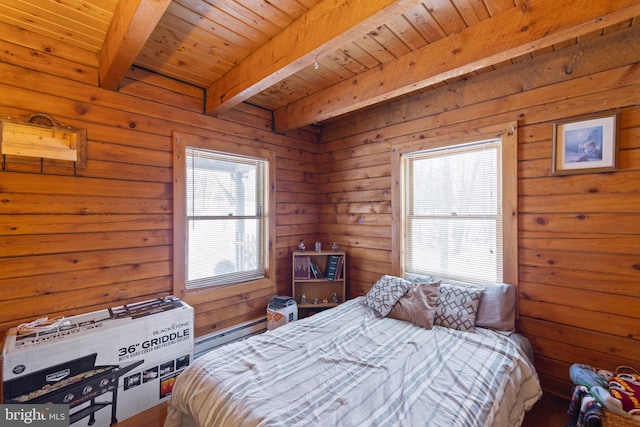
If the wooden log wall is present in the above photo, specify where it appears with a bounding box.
[318,24,640,398]
[0,29,320,343]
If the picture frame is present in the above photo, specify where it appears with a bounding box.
[551,112,619,175]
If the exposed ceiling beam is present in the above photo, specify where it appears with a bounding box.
[273,0,640,132]
[99,0,171,90]
[205,0,425,116]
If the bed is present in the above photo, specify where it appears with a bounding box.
[164,277,542,427]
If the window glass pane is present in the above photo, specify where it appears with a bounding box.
[412,148,498,216]
[406,218,500,283]
[187,218,261,286]
[187,151,260,217]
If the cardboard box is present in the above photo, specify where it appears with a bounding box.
[2,296,194,427]
[266,296,297,330]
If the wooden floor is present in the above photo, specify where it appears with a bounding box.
[116,392,570,426]
[522,393,571,427]
[116,402,167,427]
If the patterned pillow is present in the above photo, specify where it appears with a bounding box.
[362,275,412,317]
[434,283,483,332]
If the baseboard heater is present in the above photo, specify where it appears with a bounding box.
[194,317,267,358]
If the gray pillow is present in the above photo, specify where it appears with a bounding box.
[434,283,483,332]
[475,282,516,332]
[362,275,412,317]
[388,281,441,329]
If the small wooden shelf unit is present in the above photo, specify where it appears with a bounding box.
[292,251,346,317]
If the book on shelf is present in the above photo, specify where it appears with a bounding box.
[294,255,311,279]
[335,255,344,279]
[309,261,324,279]
[325,254,343,280]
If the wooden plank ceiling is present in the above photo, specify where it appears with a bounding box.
[1,0,639,132]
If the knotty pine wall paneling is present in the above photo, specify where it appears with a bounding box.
[318,25,640,398]
[0,49,319,341]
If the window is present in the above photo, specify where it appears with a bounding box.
[393,123,517,285]
[185,148,266,288]
[173,132,276,295]
[404,139,502,282]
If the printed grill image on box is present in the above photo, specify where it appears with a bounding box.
[2,296,194,427]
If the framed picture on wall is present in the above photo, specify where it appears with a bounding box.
[551,112,620,175]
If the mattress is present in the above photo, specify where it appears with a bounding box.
[164,297,542,427]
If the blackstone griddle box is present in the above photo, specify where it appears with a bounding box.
[2,296,194,427]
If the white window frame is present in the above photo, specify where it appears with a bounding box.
[391,122,518,286]
[173,132,276,300]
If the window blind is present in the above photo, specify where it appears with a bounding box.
[185,147,266,288]
[403,139,503,283]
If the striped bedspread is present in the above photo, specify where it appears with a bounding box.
[164,297,542,427]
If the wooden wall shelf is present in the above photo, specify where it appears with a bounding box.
[0,113,87,168]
